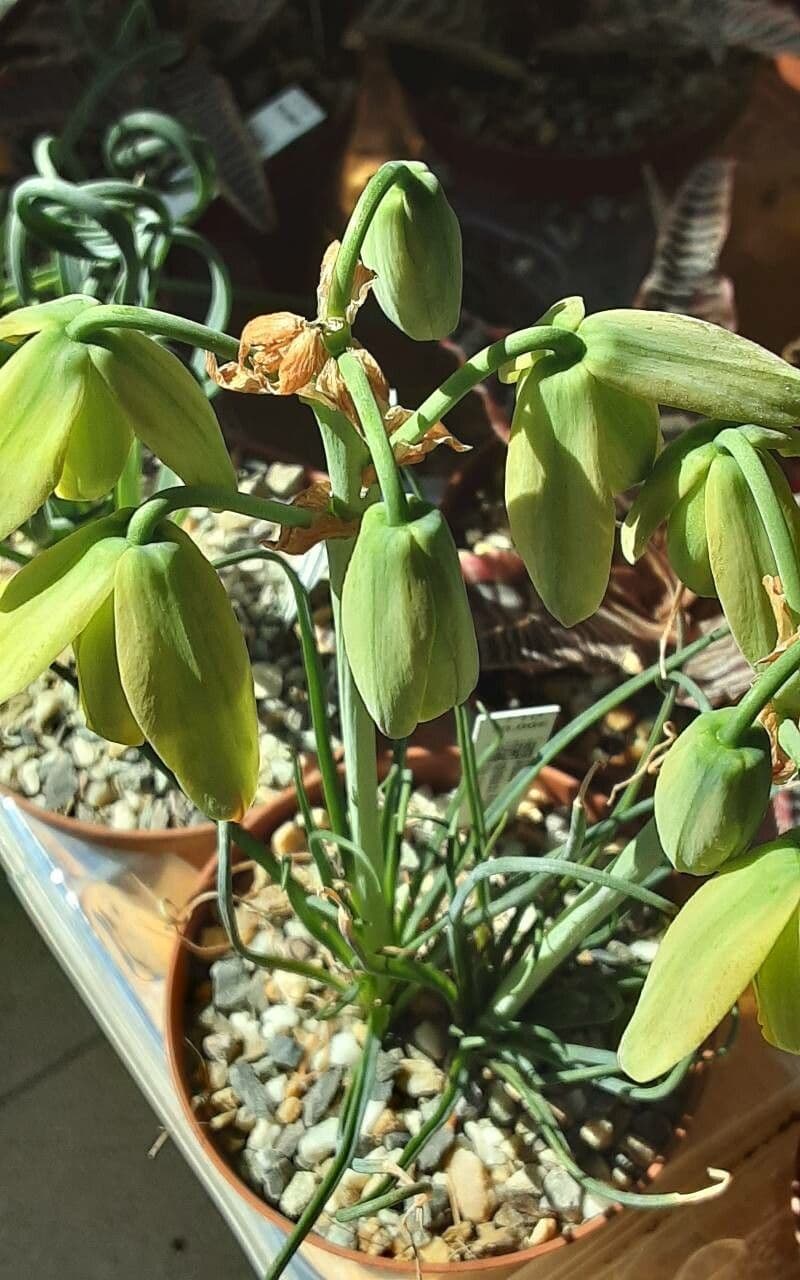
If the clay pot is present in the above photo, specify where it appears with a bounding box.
[166,746,705,1279]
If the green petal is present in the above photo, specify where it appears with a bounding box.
[114,526,258,820]
[620,422,721,564]
[74,594,143,747]
[506,358,615,627]
[0,294,97,342]
[0,511,131,703]
[588,376,661,494]
[755,910,800,1054]
[0,329,85,540]
[619,837,800,1082]
[666,477,715,596]
[499,297,586,384]
[55,352,134,501]
[706,452,778,664]
[91,329,236,490]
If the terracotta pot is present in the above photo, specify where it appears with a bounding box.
[166,746,704,1280]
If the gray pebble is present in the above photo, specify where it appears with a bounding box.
[303,1068,342,1126]
[375,1048,403,1083]
[274,1121,305,1159]
[542,1167,583,1222]
[228,1062,271,1117]
[210,957,251,1013]
[416,1126,455,1173]
[266,1034,303,1071]
[242,1149,293,1203]
[203,1031,242,1064]
[42,755,78,810]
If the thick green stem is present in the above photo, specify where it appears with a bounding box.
[125,485,314,546]
[716,427,800,611]
[392,325,586,448]
[64,303,239,361]
[720,635,800,745]
[324,160,409,333]
[311,403,393,953]
[488,820,665,1021]
[337,350,407,525]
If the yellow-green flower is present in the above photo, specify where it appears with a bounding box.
[0,295,235,541]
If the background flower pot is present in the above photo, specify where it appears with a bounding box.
[166,746,705,1278]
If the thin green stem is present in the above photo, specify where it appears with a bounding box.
[324,160,409,331]
[392,325,586,448]
[716,427,800,611]
[337,350,408,524]
[64,303,239,361]
[721,636,800,745]
[126,485,314,546]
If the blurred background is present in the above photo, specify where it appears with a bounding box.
[2,1,800,1275]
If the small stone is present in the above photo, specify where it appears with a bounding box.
[358,1217,394,1256]
[496,1166,543,1202]
[397,1057,444,1099]
[271,819,306,857]
[418,1238,450,1265]
[318,1220,357,1249]
[446,1147,493,1223]
[264,1074,287,1107]
[630,938,659,964]
[251,662,284,701]
[325,1168,370,1213]
[297,1116,340,1167]
[109,799,137,829]
[85,778,118,809]
[375,1047,403,1083]
[465,1119,509,1168]
[542,1167,583,1222]
[266,1034,303,1071]
[33,689,66,731]
[303,1068,342,1126]
[328,1030,361,1068]
[360,1098,388,1138]
[203,1031,242,1064]
[206,1062,228,1091]
[580,1118,614,1152]
[582,1190,610,1220]
[276,1095,302,1125]
[71,736,97,768]
[42,755,78,810]
[622,1134,657,1168]
[274,1120,305,1158]
[18,758,40,796]
[528,1216,558,1246]
[228,1062,271,1117]
[472,1223,522,1257]
[280,1171,318,1219]
[211,957,252,1013]
[247,1118,281,1151]
[411,1019,449,1062]
[260,1005,300,1036]
[488,1081,518,1127]
[209,1110,237,1130]
[417,1126,455,1174]
[228,1011,268,1060]
[272,970,308,1006]
[243,1149,292,1202]
[266,461,305,498]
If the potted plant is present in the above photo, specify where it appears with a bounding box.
[2,160,800,1274]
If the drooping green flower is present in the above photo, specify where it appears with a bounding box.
[622,421,800,664]
[0,515,258,820]
[0,295,236,541]
[619,833,800,1081]
[654,708,772,875]
[361,162,462,341]
[342,498,478,738]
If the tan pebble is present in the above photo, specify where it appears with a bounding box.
[271,820,307,857]
[446,1147,493,1223]
[209,1110,237,1131]
[357,1221,394,1256]
[235,1107,257,1133]
[472,1223,521,1257]
[418,1237,451,1264]
[604,707,635,733]
[210,1087,238,1112]
[273,969,309,1005]
[309,807,330,830]
[276,1096,302,1124]
[206,1062,228,1091]
[265,979,282,1002]
[442,1221,474,1246]
[285,1073,307,1099]
[528,1217,558,1246]
[372,1108,402,1139]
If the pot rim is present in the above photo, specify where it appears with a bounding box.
[165,747,707,1275]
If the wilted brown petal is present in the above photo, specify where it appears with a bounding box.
[205,351,269,394]
[309,346,390,426]
[276,328,328,395]
[240,312,306,373]
[317,239,375,323]
[263,480,359,555]
[359,407,471,486]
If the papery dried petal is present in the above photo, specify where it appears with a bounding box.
[205,352,269,394]
[317,240,375,323]
[240,312,306,372]
[311,346,389,425]
[276,328,327,395]
[262,481,358,555]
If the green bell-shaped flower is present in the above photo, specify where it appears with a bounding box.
[361,162,462,341]
[0,295,236,541]
[342,498,478,738]
[619,833,800,1082]
[622,421,800,664]
[655,708,772,875]
[579,308,800,426]
[505,343,660,627]
[0,513,258,821]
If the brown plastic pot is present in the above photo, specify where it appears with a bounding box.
[166,746,705,1279]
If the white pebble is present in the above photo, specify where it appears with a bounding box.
[247,1119,281,1151]
[260,1005,300,1036]
[329,1031,362,1068]
[297,1116,340,1166]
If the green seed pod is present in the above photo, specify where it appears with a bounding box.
[0,509,131,704]
[579,309,800,425]
[505,355,659,627]
[0,295,235,541]
[74,594,143,747]
[361,162,462,341]
[655,708,772,875]
[114,525,258,821]
[342,498,478,738]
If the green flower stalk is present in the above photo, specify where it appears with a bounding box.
[360,161,462,341]
[654,708,772,875]
[0,514,258,820]
[0,295,236,541]
[342,498,479,738]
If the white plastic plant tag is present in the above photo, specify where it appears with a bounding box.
[248,87,326,159]
[464,705,560,818]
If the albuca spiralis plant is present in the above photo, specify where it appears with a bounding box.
[5,157,800,1275]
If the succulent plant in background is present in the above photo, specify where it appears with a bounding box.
[4,156,800,1277]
